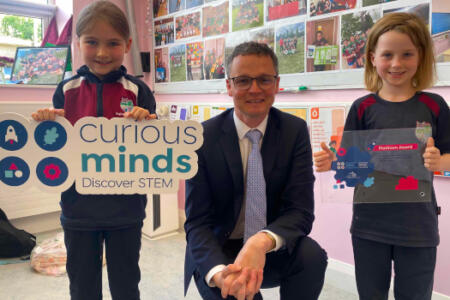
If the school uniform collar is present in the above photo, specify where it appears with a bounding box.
[77,65,127,83]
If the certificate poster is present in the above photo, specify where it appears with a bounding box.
[341,9,381,69]
[232,0,264,32]
[154,17,175,47]
[204,38,226,80]
[186,42,204,81]
[332,128,432,203]
[309,106,346,153]
[154,0,169,18]
[306,17,340,72]
[276,22,305,74]
[310,0,356,17]
[202,2,229,38]
[155,47,170,83]
[175,12,201,40]
[266,0,306,21]
[169,44,186,82]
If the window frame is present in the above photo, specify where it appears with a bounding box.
[0,0,56,32]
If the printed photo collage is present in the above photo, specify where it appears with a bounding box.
[153,0,450,84]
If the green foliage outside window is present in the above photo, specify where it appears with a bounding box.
[1,15,42,41]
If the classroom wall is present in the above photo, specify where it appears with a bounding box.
[0,0,449,296]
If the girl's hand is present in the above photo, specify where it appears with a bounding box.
[423,137,442,172]
[124,107,157,121]
[31,108,65,121]
[313,142,335,172]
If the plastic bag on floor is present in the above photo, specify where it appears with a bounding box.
[30,232,66,276]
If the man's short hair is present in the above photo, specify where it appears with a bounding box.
[226,42,279,76]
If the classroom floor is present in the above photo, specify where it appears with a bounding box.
[0,230,358,300]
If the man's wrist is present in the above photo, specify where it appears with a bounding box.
[206,265,226,287]
[249,232,275,253]
[262,232,276,252]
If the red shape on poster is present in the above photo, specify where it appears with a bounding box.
[395,176,418,190]
[268,2,298,21]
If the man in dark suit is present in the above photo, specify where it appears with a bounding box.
[184,42,327,300]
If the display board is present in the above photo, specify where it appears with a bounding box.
[152,0,450,93]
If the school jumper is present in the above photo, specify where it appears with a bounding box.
[345,92,450,300]
[53,65,156,300]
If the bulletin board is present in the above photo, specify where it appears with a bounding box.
[151,0,450,93]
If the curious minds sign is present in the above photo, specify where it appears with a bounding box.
[0,113,203,194]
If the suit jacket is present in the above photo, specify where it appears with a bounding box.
[184,107,315,294]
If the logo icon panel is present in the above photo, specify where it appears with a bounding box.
[0,120,28,151]
[0,156,30,186]
[36,157,69,186]
[34,121,67,151]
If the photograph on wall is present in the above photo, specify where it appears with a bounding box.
[204,38,226,79]
[154,0,169,18]
[10,47,69,85]
[306,17,340,72]
[154,18,175,47]
[309,106,346,153]
[310,0,356,17]
[276,22,305,74]
[232,0,264,32]
[363,0,397,7]
[341,9,381,69]
[187,0,204,9]
[155,48,170,83]
[169,44,187,82]
[176,12,201,40]
[225,30,251,62]
[202,2,229,37]
[383,3,429,25]
[186,42,205,81]
[169,0,185,14]
[432,0,450,63]
[266,0,306,22]
[249,27,275,49]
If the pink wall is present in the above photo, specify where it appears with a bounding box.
[0,0,449,296]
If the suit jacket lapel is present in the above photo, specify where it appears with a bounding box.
[261,109,280,179]
[220,110,244,202]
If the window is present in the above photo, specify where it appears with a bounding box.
[0,0,56,81]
